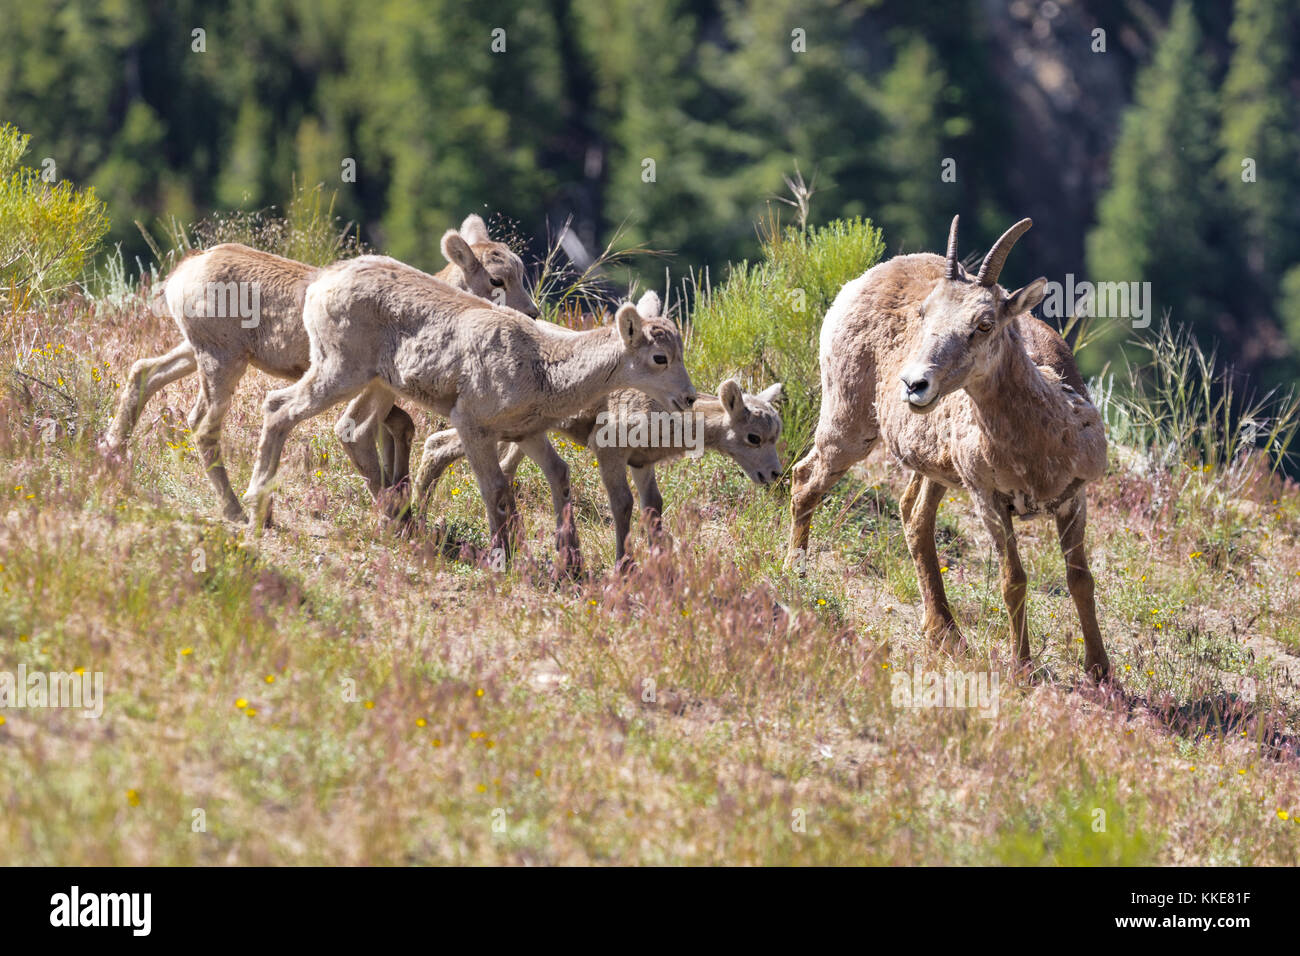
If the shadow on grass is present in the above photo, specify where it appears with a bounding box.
[1074,679,1300,762]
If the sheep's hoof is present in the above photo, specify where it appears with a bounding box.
[782,549,809,576]
[554,530,583,580]
[377,483,411,521]
[389,511,417,540]
[222,504,248,524]
[555,554,584,581]
[1084,653,1111,682]
[924,619,963,652]
[647,527,674,552]
[238,493,271,532]
[1009,656,1037,682]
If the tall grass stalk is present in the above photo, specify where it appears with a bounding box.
[1101,316,1300,495]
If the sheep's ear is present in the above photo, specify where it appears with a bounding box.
[1004,277,1047,317]
[441,230,481,275]
[720,379,745,420]
[636,289,662,319]
[459,214,490,245]
[615,302,643,347]
[756,382,784,407]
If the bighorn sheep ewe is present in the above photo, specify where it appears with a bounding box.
[787,217,1110,679]
[241,259,696,568]
[102,215,533,522]
[412,291,784,563]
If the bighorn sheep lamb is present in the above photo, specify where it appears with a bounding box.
[327,214,540,502]
[240,258,696,568]
[413,291,784,563]
[102,214,534,522]
[787,216,1110,679]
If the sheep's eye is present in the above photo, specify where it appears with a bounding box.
[746,433,761,446]
[653,354,668,366]
[489,277,504,288]
[976,319,994,333]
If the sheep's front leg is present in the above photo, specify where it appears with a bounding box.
[244,364,374,531]
[973,494,1031,674]
[381,404,416,490]
[412,428,462,509]
[900,473,960,648]
[452,417,519,565]
[1055,495,1110,680]
[337,386,394,498]
[498,442,526,484]
[596,452,636,568]
[629,464,671,551]
[516,433,582,577]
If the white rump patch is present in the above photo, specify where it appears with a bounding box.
[819,273,871,364]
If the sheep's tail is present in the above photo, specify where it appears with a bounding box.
[145,246,202,318]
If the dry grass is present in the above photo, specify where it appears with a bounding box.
[1,282,1299,865]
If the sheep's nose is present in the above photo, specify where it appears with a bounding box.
[770,470,780,480]
[685,394,696,407]
[900,366,934,405]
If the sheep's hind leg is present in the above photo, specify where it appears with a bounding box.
[499,442,526,484]
[596,454,636,569]
[412,428,469,509]
[337,386,392,499]
[786,438,871,574]
[190,354,249,524]
[104,343,198,449]
[1055,496,1110,680]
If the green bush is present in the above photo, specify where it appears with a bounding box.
[0,123,109,312]
[686,216,885,465]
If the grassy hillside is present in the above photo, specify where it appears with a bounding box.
[3,237,1300,865]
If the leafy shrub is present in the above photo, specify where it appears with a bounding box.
[686,215,885,465]
[0,123,109,313]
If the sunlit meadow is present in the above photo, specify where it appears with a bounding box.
[2,211,1299,865]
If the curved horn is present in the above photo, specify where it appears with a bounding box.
[944,215,960,280]
[976,218,1032,287]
